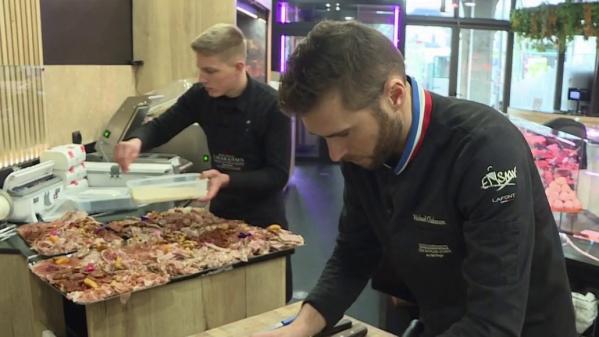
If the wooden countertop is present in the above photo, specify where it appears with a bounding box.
[508,107,599,128]
[187,302,396,337]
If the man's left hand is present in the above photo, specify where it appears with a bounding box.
[200,169,230,202]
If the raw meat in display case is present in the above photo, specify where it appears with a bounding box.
[511,117,584,213]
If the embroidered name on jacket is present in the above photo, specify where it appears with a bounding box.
[214,153,245,171]
[481,166,517,191]
[413,214,447,225]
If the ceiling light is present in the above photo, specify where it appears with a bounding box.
[237,6,258,19]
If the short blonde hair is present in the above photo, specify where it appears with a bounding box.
[191,23,247,61]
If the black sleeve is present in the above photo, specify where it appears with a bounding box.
[304,167,382,327]
[439,125,536,337]
[127,85,201,151]
[225,103,291,194]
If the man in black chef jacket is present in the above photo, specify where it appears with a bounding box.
[115,23,290,228]
[114,24,292,299]
[254,21,576,337]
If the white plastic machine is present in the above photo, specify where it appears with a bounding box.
[1,161,64,223]
[37,144,177,217]
[65,161,176,214]
[84,161,175,187]
[0,159,179,222]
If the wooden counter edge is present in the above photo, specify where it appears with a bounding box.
[187,302,396,337]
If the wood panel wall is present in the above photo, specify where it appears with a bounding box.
[0,0,46,167]
[0,0,256,166]
[44,65,137,146]
[132,0,236,93]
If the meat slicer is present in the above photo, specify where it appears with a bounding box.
[89,79,211,173]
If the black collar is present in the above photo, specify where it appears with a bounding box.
[235,73,254,111]
[215,73,254,112]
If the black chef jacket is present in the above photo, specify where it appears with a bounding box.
[128,75,291,227]
[305,79,576,337]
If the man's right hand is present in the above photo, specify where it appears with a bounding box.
[114,138,142,173]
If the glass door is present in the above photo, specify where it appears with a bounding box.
[404,25,452,95]
[457,29,508,110]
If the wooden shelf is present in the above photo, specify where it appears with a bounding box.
[508,107,599,128]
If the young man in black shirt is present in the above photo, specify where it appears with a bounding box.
[115,24,293,301]
[254,21,576,337]
[115,24,291,228]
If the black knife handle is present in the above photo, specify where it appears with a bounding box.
[329,324,368,337]
[314,318,353,337]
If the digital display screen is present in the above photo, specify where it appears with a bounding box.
[568,88,590,102]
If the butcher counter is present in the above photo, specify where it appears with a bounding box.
[0,223,290,337]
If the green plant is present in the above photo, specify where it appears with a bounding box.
[511,1,599,52]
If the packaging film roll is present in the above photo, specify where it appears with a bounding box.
[0,191,12,221]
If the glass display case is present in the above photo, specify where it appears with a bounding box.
[512,117,584,212]
[511,117,599,236]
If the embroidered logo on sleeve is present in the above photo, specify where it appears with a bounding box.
[492,193,516,204]
[481,166,517,191]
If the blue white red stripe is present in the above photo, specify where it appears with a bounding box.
[393,76,432,175]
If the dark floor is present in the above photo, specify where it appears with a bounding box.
[284,162,381,326]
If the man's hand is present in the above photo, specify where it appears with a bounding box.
[250,303,326,337]
[114,138,142,173]
[200,169,230,201]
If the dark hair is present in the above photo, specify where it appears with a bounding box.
[279,20,406,115]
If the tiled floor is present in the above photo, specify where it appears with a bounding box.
[285,162,381,326]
